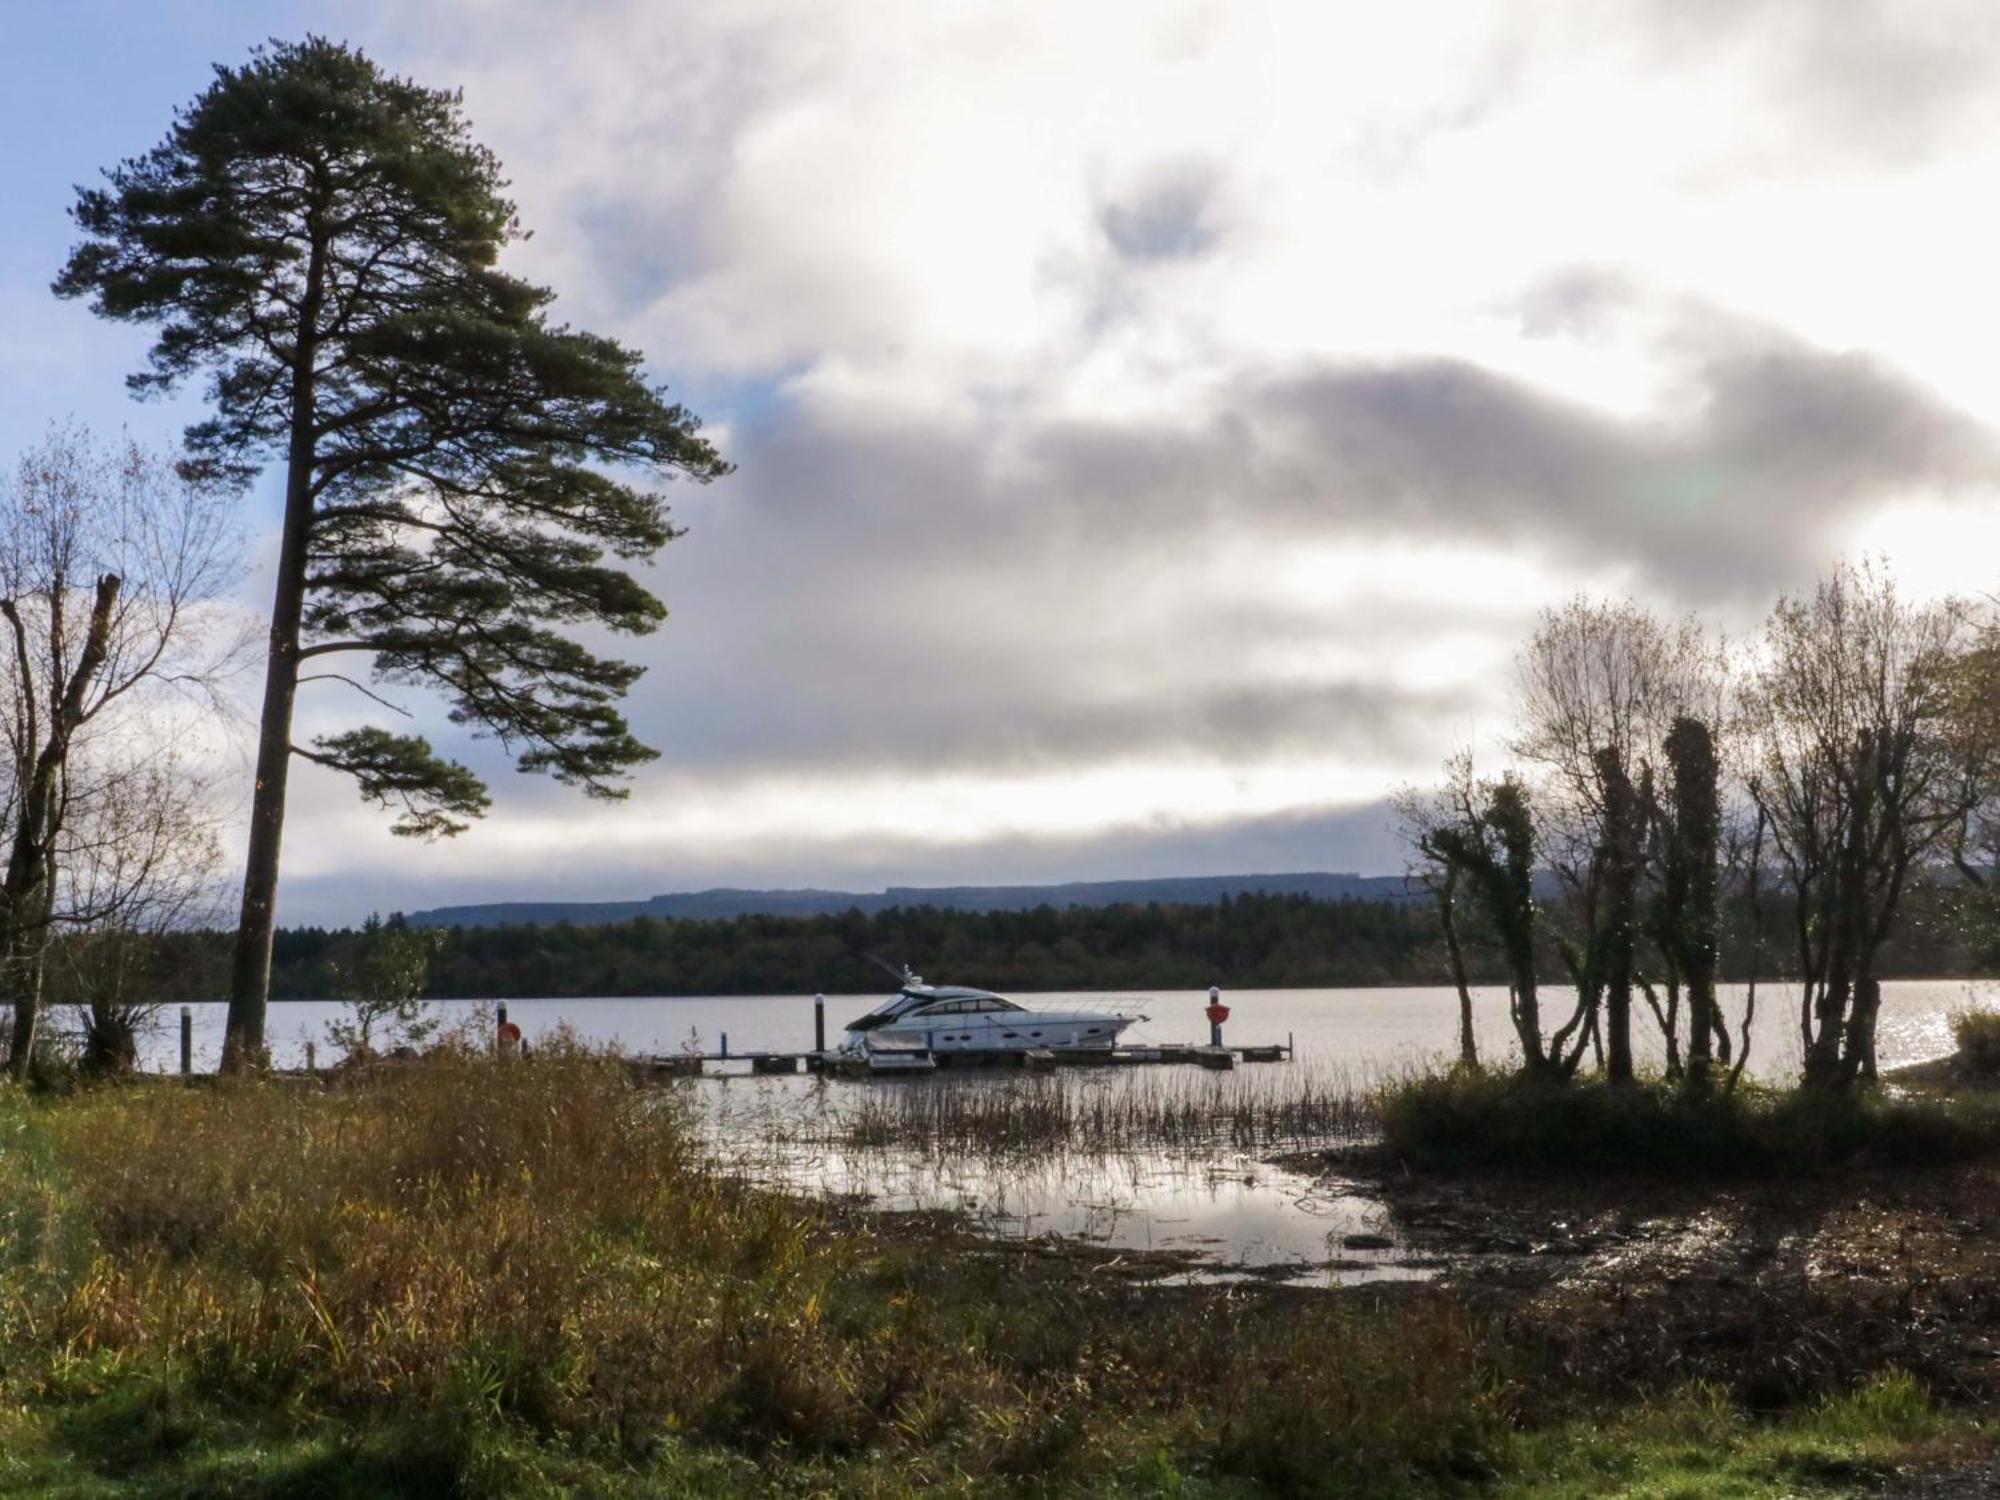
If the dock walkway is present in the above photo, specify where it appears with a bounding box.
[629,1037,1292,1079]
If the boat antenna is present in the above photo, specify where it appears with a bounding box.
[860,952,909,984]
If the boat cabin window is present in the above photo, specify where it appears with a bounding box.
[908,996,1022,1017]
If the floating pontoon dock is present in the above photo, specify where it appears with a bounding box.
[628,1030,1293,1080]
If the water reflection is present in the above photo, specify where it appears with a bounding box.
[699,1072,1418,1287]
[726,1131,1419,1288]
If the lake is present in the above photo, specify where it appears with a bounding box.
[124,980,1992,1286]
[140,977,1990,1079]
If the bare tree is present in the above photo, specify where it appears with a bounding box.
[1748,561,1981,1090]
[1511,598,1728,1082]
[1396,755,1482,1067]
[0,428,237,1080]
[47,735,226,1074]
[1403,756,1557,1075]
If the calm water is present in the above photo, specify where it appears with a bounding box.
[121,980,1992,1286]
[137,977,1988,1079]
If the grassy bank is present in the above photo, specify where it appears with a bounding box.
[0,1048,1987,1496]
[1375,1066,2000,1176]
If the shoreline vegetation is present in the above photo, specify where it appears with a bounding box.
[3,1042,1997,1498]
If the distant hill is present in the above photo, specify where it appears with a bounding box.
[404,871,1422,929]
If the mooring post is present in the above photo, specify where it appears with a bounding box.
[721,1031,729,1059]
[179,1005,192,1076]
[306,1040,317,1075]
[1207,985,1224,1048]
[814,993,826,1052]
[496,1001,508,1054]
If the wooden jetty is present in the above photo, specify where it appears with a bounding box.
[627,1035,1294,1081]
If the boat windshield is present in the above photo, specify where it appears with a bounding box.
[845,986,1016,1032]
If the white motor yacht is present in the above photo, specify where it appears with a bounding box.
[837,972,1145,1057]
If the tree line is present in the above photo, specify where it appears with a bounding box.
[86,876,1992,1004]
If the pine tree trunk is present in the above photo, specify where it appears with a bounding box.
[223,443,316,1067]
[224,230,325,1071]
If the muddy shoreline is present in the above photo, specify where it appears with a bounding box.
[1289,1140,2000,1418]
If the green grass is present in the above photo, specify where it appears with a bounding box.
[1497,1371,1971,1499]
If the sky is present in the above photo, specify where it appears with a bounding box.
[4,0,2000,924]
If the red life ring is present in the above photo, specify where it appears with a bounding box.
[1205,1004,1230,1025]
[497,1021,523,1045]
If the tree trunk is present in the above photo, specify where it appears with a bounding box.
[224,230,325,1071]
[1805,735,1877,1091]
[1598,748,1644,1085]
[1435,869,1478,1066]
[1665,718,1721,1089]
[3,574,121,1081]
[1846,975,1883,1083]
[223,450,316,1068]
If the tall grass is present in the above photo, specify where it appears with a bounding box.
[781,1062,1378,1159]
[3,1045,1985,1495]
[28,1041,827,1448]
[0,1042,1503,1495]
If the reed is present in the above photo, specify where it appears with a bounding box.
[774,1061,1378,1158]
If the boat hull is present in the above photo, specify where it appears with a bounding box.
[843,1011,1136,1056]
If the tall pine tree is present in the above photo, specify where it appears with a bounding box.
[56,38,730,1064]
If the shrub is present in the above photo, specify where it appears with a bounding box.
[1950,1006,2000,1075]
[1374,1067,2000,1175]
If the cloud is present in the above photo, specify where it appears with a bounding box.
[272,786,1414,925]
[628,284,1993,760]
[35,0,2000,920]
